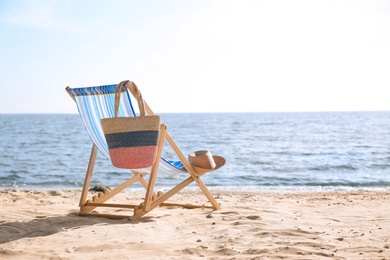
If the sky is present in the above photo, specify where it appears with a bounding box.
[0,0,389,114]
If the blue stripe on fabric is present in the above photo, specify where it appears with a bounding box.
[69,84,118,97]
[161,157,186,172]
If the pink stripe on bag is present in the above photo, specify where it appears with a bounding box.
[109,146,158,169]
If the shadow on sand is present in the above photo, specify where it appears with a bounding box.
[0,212,155,244]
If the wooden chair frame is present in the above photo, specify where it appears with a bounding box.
[66,82,220,220]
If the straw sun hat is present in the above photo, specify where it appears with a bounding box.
[188,150,226,174]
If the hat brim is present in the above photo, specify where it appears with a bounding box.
[191,155,226,174]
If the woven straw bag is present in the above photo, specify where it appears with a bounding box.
[101,81,161,169]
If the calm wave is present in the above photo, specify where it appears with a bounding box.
[1,112,390,191]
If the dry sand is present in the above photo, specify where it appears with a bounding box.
[0,188,389,259]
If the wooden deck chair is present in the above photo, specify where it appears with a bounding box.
[66,80,223,220]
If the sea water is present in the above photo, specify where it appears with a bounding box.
[1,112,390,191]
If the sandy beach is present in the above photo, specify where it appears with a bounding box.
[0,189,389,259]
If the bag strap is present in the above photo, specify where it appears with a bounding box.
[114,80,146,117]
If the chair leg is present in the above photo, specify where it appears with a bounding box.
[130,170,216,220]
[165,132,221,210]
[130,175,191,220]
[79,144,98,208]
[143,124,167,211]
[130,135,221,221]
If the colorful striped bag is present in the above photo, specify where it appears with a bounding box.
[101,81,160,169]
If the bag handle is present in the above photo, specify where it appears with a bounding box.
[114,80,146,117]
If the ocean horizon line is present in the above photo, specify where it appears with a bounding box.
[1,110,390,115]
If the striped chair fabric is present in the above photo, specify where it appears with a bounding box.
[67,84,185,174]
